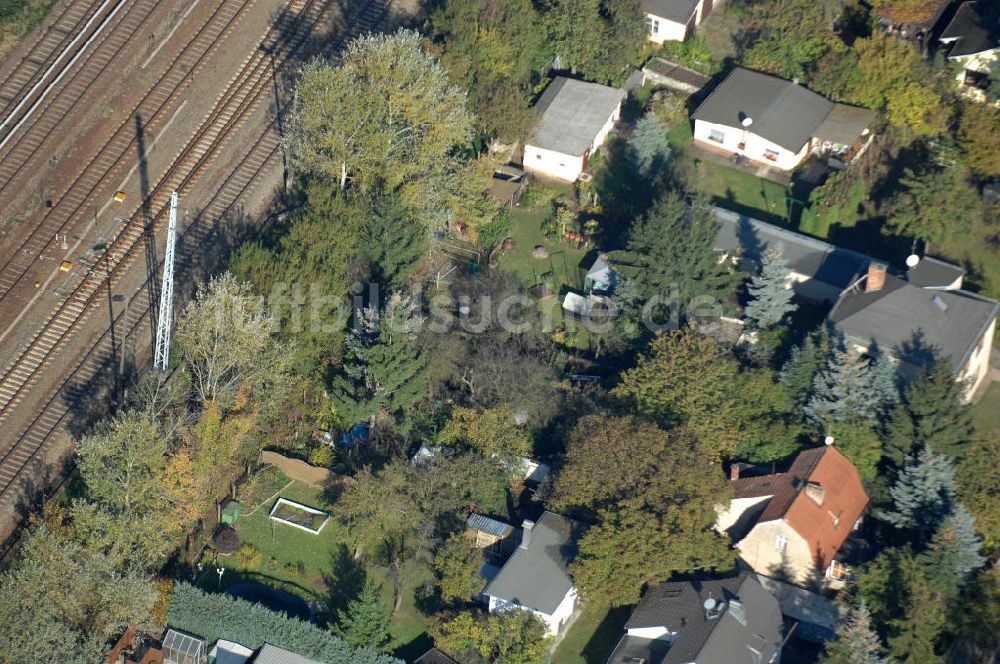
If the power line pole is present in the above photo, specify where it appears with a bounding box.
[153,191,178,371]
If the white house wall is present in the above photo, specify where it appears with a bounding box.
[645,12,690,42]
[959,316,996,401]
[950,50,999,104]
[524,144,585,182]
[487,588,577,636]
[693,118,810,171]
[591,101,623,154]
[715,495,772,533]
[736,520,815,583]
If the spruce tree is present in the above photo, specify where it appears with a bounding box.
[359,195,427,289]
[627,112,671,177]
[806,337,899,425]
[330,294,429,427]
[615,193,737,322]
[780,328,829,410]
[884,363,974,466]
[882,446,956,540]
[922,504,985,598]
[744,244,797,329]
[821,602,887,664]
[336,582,391,650]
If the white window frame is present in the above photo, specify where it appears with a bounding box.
[774,534,787,551]
[763,149,779,162]
[645,17,659,35]
[708,128,725,144]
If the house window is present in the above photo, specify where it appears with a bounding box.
[645,17,659,35]
[708,129,725,143]
[763,149,779,162]
[535,153,541,160]
[774,534,787,551]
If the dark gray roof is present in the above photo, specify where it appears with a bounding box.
[940,1,1000,57]
[692,68,835,152]
[641,0,700,22]
[252,645,322,664]
[713,207,872,290]
[814,104,876,146]
[618,573,783,664]
[414,648,458,664]
[907,256,966,289]
[606,635,673,664]
[529,77,626,156]
[467,513,513,539]
[483,511,576,615]
[829,273,1000,369]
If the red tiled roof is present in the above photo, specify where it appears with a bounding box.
[732,446,868,568]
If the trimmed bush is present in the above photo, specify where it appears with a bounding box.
[213,527,240,555]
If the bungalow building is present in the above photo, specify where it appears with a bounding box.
[641,0,714,43]
[713,207,872,303]
[482,511,578,636]
[939,1,1000,102]
[606,572,783,664]
[716,444,869,585]
[691,68,875,171]
[829,259,1000,401]
[524,77,625,182]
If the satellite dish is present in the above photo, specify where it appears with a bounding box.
[741,116,753,128]
[906,254,920,268]
[703,597,717,611]
[824,435,835,446]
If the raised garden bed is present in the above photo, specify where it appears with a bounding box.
[268,498,329,534]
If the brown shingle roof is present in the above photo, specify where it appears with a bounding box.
[732,446,868,568]
[875,0,952,27]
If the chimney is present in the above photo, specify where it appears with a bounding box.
[520,519,534,549]
[730,464,741,481]
[866,263,887,292]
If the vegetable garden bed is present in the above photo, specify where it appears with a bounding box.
[268,498,329,534]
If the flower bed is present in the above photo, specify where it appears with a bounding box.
[268,498,329,534]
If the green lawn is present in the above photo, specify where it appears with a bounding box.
[195,473,433,650]
[698,159,790,226]
[974,381,1000,435]
[499,182,591,291]
[552,604,631,664]
[666,121,790,226]
[208,478,341,601]
[797,174,866,238]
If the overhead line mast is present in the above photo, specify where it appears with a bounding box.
[153,191,178,371]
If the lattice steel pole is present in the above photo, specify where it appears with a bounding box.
[153,192,178,371]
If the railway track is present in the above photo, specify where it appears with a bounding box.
[0,0,249,303]
[0,0,395,513]
[0,0,110,125]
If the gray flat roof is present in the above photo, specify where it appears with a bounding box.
[830,273,1000,369]
[252,644,322,664]
[467,513,513,539]
[693,68,834,152]
[483,511,576,614]
[814,104,876,146]
[714,207,872,290]
[641,0,700,22]
[528,77,625,157]
[606,634,673,664]
[906,256,965,288]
